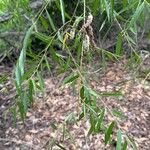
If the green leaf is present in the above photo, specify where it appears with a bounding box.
[49,46,60,63]
[122,0,127,8]
[92,0,100,15]
[31,79,37,91]
[103,0,110,21]
[105,121,115,145]
[78,112,84,121]
[73,16,83,28]
[57,30,63,42]
[15,63,22,86]
[15,25,34,86]
[15,81,22,97]
[21,65,37,81]
[95,108,105,133]
[111,0,114,20]
[86,104,97,115]
[115,33,123,56]
[80,86,85,99]
[86,87,122,97]
[112,109,126,119]
[28,79,34,105]
[45,56,51,72]
[116,129,122,150]
[83,87,91,102]
[102,49,120,60]
[22,93,28,114]
[62,73,79,85]
[126,135,137,150]
[122,140,127,150]
[26,51,40,60]
[65,112,76,124]
[130,2,144,26]
[88,114,96,135]
[98,92,122,97]
[17,100,25,121]
[37,71,45,91]
[126,34,136,45]
[34,32,54,44]
[59,0,65,24]
[86,87,99,97]
[46,9,56,32]
[99,18,107,32]
[40,16,49,31]
[50,122,58,130]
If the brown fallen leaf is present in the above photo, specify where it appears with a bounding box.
[25,134,33,141]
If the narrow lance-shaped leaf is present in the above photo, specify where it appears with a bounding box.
[86,87,99,97]
[126,135,137,150]
[40,16,49,31]
[88,114,96,135]
[98,91,122,97]
[85,87,122,97]
[45,56,51,73]
[111,0,114,20]
[55,0,70,20]
[99,18,106,32]
[15,63,22,86]
[21,64,37,81]
[46,9,56,32]
[116,129,122,150]
[28,79,34,105]
[112,109,126,119]
[103,0,110,21]
[115,33,123,56]
[59,0,65,24]
[19,26,34,76]
[23,93,28,114]
[37,71,45,91]
[122,140,127,150]
[17,101,25,121]
[15,25,34,86]
[73,16,83,28]
[34,32,54,44]
[92,0,100,15]
[78,112,84,121]
[122,0,128,8]
[15,80,22,98]
[105,121,115,145]
[62,73,79,85]
[130,2,144,27]
[49,46,60,63]
[96,108,105,133]
[80,86,85,100]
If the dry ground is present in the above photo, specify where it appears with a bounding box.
[0,57,150,150]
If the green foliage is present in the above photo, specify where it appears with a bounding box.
[116,129,122,150]
[1,0,150,149]
[0,0,29,30]
[0,0,31,59]
[105,121,115,145]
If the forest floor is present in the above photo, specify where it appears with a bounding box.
[0,56,150,150]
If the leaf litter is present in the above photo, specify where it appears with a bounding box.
[0,57,150,150]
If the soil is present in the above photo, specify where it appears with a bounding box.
[0,56,150,150]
